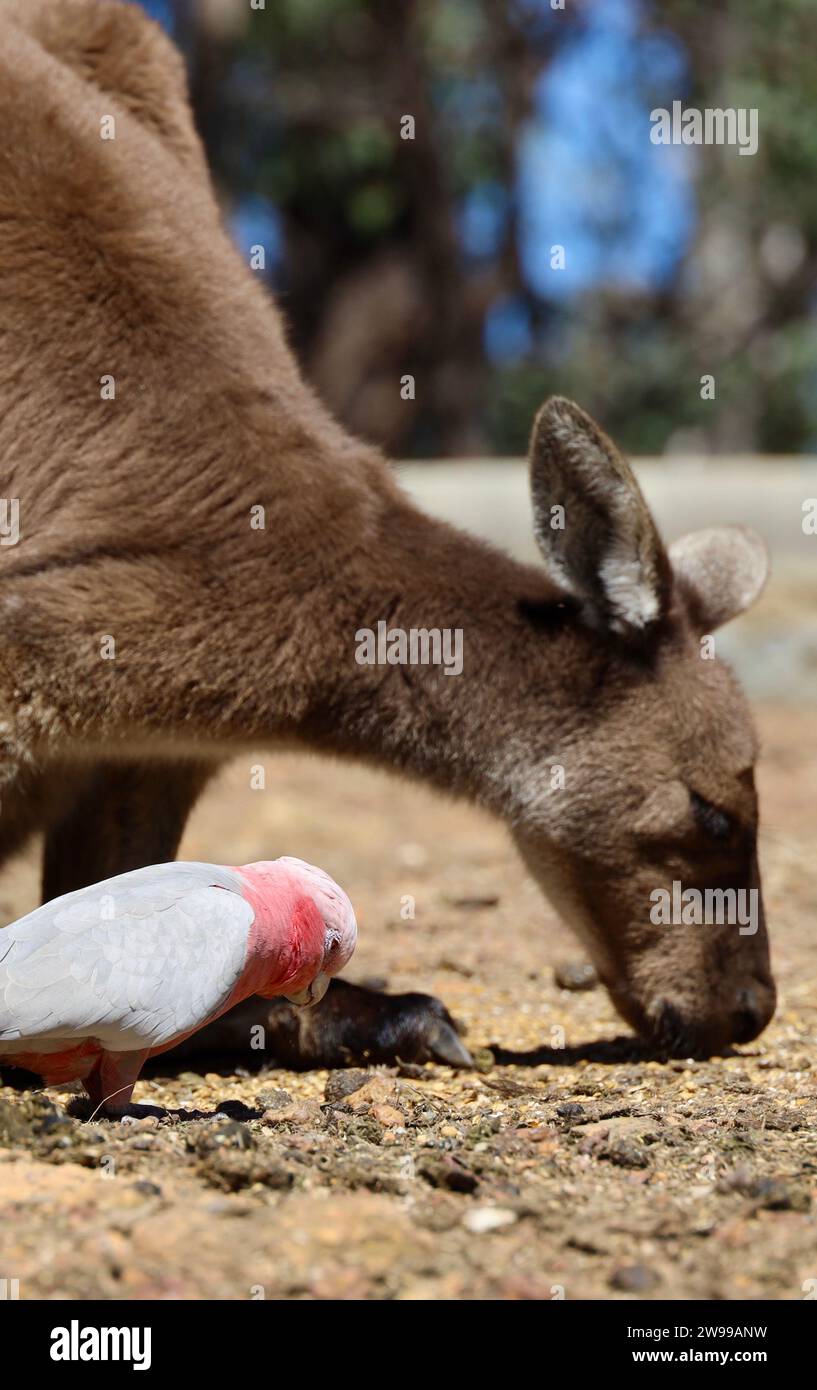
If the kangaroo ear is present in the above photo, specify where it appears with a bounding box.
[669,526,769,632]
[529,397,671,638]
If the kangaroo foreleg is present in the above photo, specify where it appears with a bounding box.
[41,758,213,901]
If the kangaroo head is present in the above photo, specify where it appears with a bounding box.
[511,397,774,1056]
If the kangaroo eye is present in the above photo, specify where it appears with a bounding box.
[691,791,733,841]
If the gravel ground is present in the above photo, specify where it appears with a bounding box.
[0,703,814,1301]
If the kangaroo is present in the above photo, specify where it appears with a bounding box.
[0,0,774,1072]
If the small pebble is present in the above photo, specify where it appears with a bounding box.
[261,1101,322,1128]
[324,1071,369,1104]
[256,1089,292,1112]
[556,1103,586,1120]
[752,1178,811,1212]
[610,1264,661,1292]
[370,1103,405,1128]
[130,1179,162,1199]
[554,960,598,992]
[463,1206,518,1234]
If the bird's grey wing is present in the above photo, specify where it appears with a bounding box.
[0,863,253,1050]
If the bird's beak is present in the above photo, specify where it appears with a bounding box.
[285,972,330,1008]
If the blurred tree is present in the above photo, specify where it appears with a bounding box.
[173,0,563,455]
[140,0,817,458]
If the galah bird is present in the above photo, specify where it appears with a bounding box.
[0,857,356,1116]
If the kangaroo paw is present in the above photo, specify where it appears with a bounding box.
[157,978,474,1071]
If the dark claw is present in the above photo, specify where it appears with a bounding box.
[155,978,473,1072]
[422,1018,474,1068]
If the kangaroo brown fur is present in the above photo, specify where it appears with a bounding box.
[0,0,775,1066]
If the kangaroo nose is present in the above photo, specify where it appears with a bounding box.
[730,980,776,1044]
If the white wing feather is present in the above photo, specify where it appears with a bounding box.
[0,862,253,1052]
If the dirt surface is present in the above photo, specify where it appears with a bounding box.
[0,703,815,1301]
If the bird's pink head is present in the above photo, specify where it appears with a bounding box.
[235,857,357,1006]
